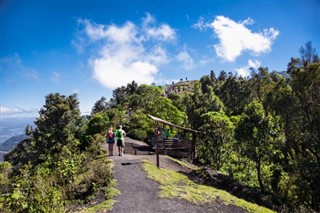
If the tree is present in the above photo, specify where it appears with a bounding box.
[167,92,187,112]
[86,112,109,136]
[106,108,126,128]
[186,82,225,131]
[199,112,235,170]
[285,59,320,209]
[299,41,319,67]
[126,80,139,95]
[200,75,213,93]
[25,125,33,136]
[113,86,127,105]
[126,109,153,141]
[218,70,227,81]
[91,96,107,115]
[33,93,82,159]
[235,100,284,192]
[210,70,216,82]
[217,74,252,115]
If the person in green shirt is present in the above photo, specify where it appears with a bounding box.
[115,125,126,156]
[164,128,170,139]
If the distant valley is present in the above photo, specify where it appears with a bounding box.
[0,117,35,161]
[0,134,29,151]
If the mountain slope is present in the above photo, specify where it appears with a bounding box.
[0,134,29,152]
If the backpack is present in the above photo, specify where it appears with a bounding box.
[116,130,122,138]
[108,132,114,139]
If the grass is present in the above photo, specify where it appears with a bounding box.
[72,155,120,213]
[142,159,275,213]
[78,180,120,213]
[166,156,200,170]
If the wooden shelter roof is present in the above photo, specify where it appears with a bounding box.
[148,115,198,133]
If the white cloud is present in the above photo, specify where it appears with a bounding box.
[0,105,24,114]
[1,54,39,80]
[196,16,279,62]
[72,89,79,94]
[0,105,37,118]
[142,13,155,26]
[199,57,210,66]
[146,24,176,41]
[90,56,158,89]
[146,46,170,64]
[176,49,195,70]
[51,72,60,83]
[192,16,209,31]
[236,59,261,77]
[142,13,176,41]
[76,14,175,89]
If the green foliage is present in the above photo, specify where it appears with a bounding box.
[198,112,235,170]
[0,162,12,196]
[221,152,259,187]
[217,74,252,115]
[1,162,65,212]
[32,93,83,160]
[143,159,274,213]
[86,112,109,136]
[1,42,319,212]
[105,108,126,128]
[185,82,225,130]
[235,100,285,192]
[91,96,107,115]
[0,93,114,212]
[127,109,153,140]
[111,83,187,141]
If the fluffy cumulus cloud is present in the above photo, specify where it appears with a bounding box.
[236,59,261,77]
[76,14,176,89]
[194,16,279,62]
[176,49,195,70]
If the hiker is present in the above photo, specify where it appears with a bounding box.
[106,127,115,156]
[151,127,160,147]
[164,128,170,139]
[116,125,126,156]
[173,134,180,144]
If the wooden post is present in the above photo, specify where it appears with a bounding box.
[156,142,159,168]
[192,132,196,161]
[155,122,161,168]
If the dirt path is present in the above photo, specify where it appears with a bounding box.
[110,155,209,213]
[107,143,245,213]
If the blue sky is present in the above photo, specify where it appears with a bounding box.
[1,0,319,118]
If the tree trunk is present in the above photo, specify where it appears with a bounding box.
[256,160,265,192]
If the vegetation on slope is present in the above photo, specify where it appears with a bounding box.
[0,41,319,212]
[142,159,274,213]
[0,94,116,212]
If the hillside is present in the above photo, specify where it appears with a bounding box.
[162,80,197,96]
[0,134,29,152]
